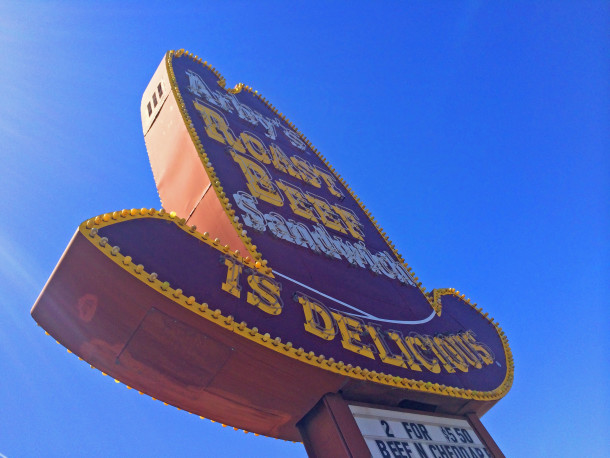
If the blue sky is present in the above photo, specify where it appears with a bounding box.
[0,2,607,456]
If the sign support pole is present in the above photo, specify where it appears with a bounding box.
[298,393,370,458]
[465,413,505,458]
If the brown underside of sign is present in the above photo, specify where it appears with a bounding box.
[32,231,344,440]
[32,220,502,442]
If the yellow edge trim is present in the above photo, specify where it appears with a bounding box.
[81,209,514,401]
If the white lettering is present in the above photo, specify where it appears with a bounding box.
[234,191,415,286]
[187,69,280,140]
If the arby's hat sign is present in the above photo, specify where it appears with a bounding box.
[31,49,513,440]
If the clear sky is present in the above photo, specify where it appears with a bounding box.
[0,2,607,457]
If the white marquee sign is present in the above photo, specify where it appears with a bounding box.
[349,405,491,458]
